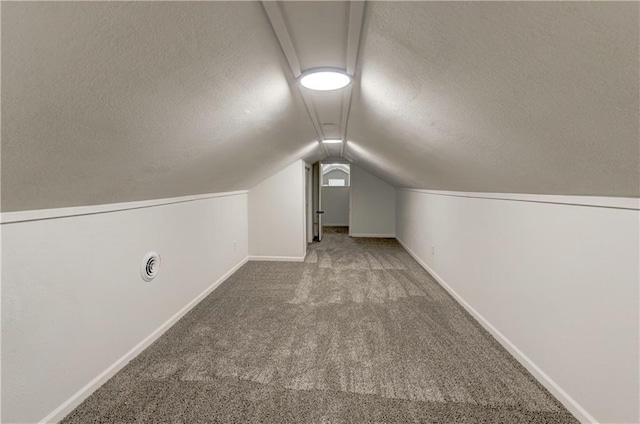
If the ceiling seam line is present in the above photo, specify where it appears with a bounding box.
[300,90,326,140]
[262,0,327,159]
[340,86,353,144]
[261,1,302,77]
[341,0,366,158]
[346,0,366,76]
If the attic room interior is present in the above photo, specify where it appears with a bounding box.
[1,1,638,423]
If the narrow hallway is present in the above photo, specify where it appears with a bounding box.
[62,230,577,423]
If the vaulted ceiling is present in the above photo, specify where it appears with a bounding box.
[2,1,638,212]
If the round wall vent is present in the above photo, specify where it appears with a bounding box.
[141,252,161,282]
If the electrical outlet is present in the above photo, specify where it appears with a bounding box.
[430,246,435,255]
[233,241,237,251]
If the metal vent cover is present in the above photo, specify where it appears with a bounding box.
[141,251,161,282]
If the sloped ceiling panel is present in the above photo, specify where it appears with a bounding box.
[281,1,349,70]
[1,2,323,212]
[3,2,638,213]
[345,2,639,197]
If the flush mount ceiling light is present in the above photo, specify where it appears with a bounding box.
[322,139,343,144]
[300,69,351,91]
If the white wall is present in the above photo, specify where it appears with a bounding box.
[396,189,640,424]
[1,192,249,423]
[350,164,395,237]
[322,187,350,226]
[249,160,306,260]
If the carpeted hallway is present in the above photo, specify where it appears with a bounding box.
[62,228,578,423]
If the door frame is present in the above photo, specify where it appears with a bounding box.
[305,163,313,243]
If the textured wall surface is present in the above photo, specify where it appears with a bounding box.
[346,2,639,197]
[1,2,322,212]
[3,2,637,214]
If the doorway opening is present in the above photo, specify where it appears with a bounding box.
[319,162,350,239]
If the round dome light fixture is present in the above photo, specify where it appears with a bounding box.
[299,68,351,91]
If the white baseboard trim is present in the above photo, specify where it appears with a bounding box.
[248,255,305,262]
[396,238,598,424]
[39,256,249,424]
[349,233,396,238]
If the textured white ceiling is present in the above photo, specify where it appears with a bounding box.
[281,1,349,71]
[2,1,638,212]
[345,2,639,196]
[1,2,323,211]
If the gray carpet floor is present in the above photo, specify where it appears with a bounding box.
[62,227,578,423]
